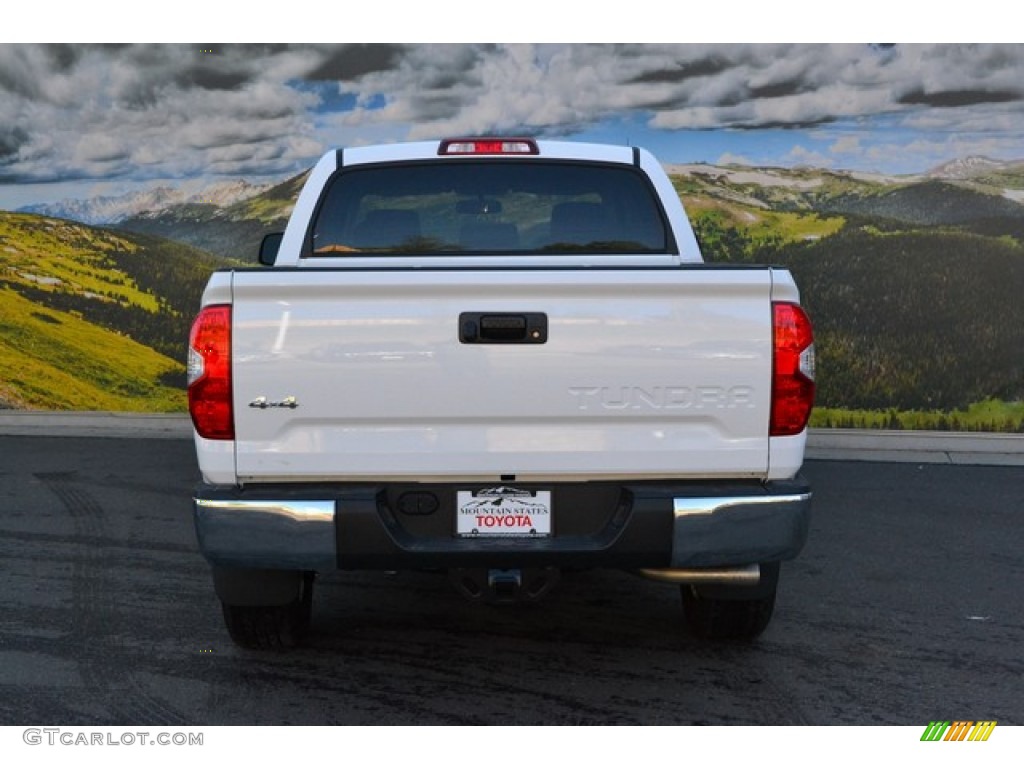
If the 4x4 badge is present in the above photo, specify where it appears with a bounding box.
[248,396,299,409]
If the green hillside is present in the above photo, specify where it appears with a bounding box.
[819,180,1024,226]
[771,226,1024,413]
[0,287,183,410]
[0,212,228,411]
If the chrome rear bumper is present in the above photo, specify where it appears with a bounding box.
[193,480,810,576]
[194,498,336,570]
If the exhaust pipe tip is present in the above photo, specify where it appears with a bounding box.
[636,564,761,586]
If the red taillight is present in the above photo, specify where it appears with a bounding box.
[439,137,538,155]
[187,304,234,440]
[771,302,815,437]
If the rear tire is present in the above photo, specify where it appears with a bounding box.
[680,563,779,641]
[221,571,314,650]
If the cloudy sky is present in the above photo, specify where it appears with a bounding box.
[2,42,1024,208]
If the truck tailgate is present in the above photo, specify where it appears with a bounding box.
[230,268,774,481]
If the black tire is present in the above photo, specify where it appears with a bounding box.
[680,563,779,642]
[222,571,314,650]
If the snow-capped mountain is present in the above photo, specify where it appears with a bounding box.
[18,179,273,226]
[925,156,1006,180]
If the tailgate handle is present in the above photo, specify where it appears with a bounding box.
[460,313,547,344]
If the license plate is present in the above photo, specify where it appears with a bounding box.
[456,487,551,537]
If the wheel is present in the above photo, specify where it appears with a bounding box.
[680,563,779,641]
[221,571,314,650]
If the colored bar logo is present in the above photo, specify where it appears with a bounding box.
[921,721,997,742]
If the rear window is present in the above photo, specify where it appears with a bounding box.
[309,161,670,256]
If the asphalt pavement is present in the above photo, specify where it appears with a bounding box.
[0,415,1021,725]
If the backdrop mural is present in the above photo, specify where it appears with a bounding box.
[1,43,1022,429]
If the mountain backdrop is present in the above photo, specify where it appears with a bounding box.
[3,157,1023,430]
[19,173,305,261]
[673,157,1024,430]
[17,179,274,227]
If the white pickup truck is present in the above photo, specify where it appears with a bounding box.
[187,138,815,648]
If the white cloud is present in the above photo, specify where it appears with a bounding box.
[2,42,1024,189]
[830,135,862,155]
[717,153,753,166]
[787,145,834,168]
